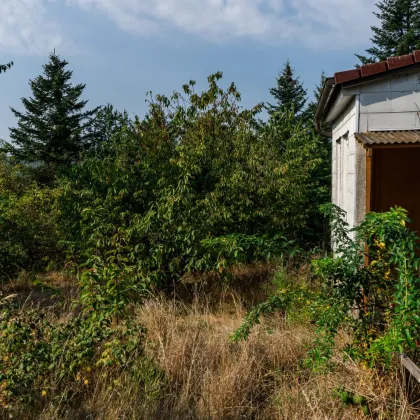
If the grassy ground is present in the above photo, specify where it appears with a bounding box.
[1,266,420,419]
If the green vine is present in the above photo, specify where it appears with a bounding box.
[234,205,420,369]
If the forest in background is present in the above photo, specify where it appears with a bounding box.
[1,1,420,418]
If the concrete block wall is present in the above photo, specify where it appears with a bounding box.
[332,98,357,231]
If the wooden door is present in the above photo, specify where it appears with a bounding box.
[371,147,420,234]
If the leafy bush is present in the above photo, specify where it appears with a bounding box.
[234,206,420,369]
[59,73,326,290]
[313,205,420,367]
[79,258,146,320]
[0,155,61,281]
[261,108,331,245]
[0,299,145,412]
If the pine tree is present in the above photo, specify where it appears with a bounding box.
[267,60,307,117]
[357,0,420,64]
[86,104,131,148]
[0,62,13,74]
[302,71,331,244]
[313,71,327,104]
[6,52,98,171]
[304,71,327,119]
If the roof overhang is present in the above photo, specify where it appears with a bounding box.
[314,77,335,137]
[355,131,420,147]
[324,89,355,123]
[314,51,420,137]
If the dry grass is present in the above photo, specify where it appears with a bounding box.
[74,295,419,420]
[1,270,78,310]
[2,269,420,419]
[137,297,312,419]
[133,296,420,420]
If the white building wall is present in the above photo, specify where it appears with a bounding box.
[356,70,420,132]
[331,98,358,230]
[328,68,420,242]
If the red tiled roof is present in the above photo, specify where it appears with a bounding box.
[334,51,420,84]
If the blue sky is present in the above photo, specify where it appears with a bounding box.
[0,0,378,141]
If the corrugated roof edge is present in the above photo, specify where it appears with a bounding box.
[355,131,420,146]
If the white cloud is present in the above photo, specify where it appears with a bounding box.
[0,0,377,55]
[67,0,378,47]
[0,0,63,54]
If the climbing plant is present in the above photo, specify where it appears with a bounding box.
[234,206,420,369]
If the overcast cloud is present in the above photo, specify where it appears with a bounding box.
[1,0,377,54]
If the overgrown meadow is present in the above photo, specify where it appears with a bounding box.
[1,55,420,418]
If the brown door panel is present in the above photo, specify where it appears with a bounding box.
[372,148,420,234]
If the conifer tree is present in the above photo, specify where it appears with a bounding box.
[0,62,13,74]
[304,71,327,119]
[267,60,307,117]
[302,71,331,243]
[357,0,420,64]
[85,104,132,150]
[6,52,98,171]
[313,71,327,103]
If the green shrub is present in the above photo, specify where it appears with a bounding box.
[0,155,61,281]
[313,205,420,367]
[234,206,420,369]
[59,73,325,290]
[79,258,147,320]
[0,300,144,411]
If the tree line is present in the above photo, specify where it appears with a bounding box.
[1,0,419,286]
[0,50,330,285]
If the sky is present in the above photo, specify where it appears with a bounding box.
[0,0,378,141]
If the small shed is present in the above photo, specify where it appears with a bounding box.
[315,51,420,235]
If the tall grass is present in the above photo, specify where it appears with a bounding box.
[1,267,419,419]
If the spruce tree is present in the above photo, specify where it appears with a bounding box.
[85,104,132,154]
[6,52,98,171]
[0,62,13,74]
[302,71,331,243]
[267,60,307,117]
[304,71,327,119]
[313,71,327,104]
[357,0,420,64]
